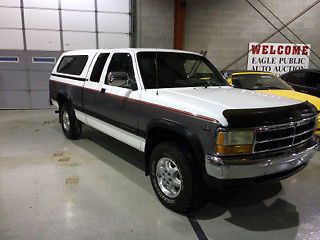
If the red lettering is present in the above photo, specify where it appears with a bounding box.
[262,45,268,54]
[292,46,301,55]
[269,45,276,54]
[285,46,291,55]
[278,45,284,54]
[251,45,261,54]
[302,45,309,55]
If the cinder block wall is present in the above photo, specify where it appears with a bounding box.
[184,0,320,70]
[134,0,174,48]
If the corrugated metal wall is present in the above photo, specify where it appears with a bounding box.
[0,0,132,109]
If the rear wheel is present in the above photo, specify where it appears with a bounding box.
[60,103,82,139]
[150,141,205,213]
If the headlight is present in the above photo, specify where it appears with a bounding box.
[215,129,254,155]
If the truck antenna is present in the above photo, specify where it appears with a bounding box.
[155,49,159,95]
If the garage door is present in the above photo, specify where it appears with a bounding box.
[0,0,132,109]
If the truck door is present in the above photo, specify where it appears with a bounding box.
[83,51,111,116]
[98,51,141,137]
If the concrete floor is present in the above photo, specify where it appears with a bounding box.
[0,110,320,240]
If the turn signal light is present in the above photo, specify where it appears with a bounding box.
[215,129,254,155]
[215,144,253,155]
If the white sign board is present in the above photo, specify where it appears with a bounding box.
[247,42,311,76]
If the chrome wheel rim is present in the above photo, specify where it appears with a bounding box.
[62,111,70,132]
[156,157,182,198]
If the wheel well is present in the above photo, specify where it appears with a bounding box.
[144,127,202,175]
[57,93,68,107]
[56,93,69,124]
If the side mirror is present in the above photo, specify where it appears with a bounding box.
[107,71,138,90]
[129,80,138,91]
[107,71,128,85]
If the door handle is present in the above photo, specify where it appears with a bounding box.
[100,88,106,93]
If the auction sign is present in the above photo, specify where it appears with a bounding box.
[247,42,311,75]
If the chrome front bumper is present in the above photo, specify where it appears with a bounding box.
[205,142,318,180]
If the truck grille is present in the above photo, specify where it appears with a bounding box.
[254,117,316,153]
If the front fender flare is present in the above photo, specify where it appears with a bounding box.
[144,119,205,175]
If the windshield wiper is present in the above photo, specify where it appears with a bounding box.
[187,50,207,79]
[263,86,284,90]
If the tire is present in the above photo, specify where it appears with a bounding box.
[59,103,82,139]
[149,141,205,213]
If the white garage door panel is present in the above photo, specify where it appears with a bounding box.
[61,0,94,11]
[0,0,20,7]
[0,0,131,109]
[26,30,60,50]
[0,29,23,49]
[0,91,29,109]
[0,70,28,91]
[98,13,130,33]
[31,91,50,109]
[97,0,129,13]
[29,71,51,91]
[23,0,58,9]
[64,32,96,50]
[0,8,22,28]
[25,9,59,30]
[99,33,129,48]
[62,11,95,31]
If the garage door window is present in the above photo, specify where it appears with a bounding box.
[57,55,88,75]
[0,56,19,63]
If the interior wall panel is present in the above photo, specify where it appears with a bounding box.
[26,30,60,50]
[61,0,94,11]
[184,0,320,70]
[0,0,20,7]
[135,0,174,48]
[99,33,130,48]
[98,13,130,33]
[0,8,22,28]
[23,0,58,9]
[0,29,23,49]
[24,9,59,30]
[63,32,96,50]
[97,0,130,13]
[62,11,95,31]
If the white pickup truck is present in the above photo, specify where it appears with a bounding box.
[49,48,318,213]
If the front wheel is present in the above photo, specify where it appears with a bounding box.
[150,141,205,213]
[60,103,82,139]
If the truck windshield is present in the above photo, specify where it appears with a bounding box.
[137,52,228,89]
[232,74,292,90]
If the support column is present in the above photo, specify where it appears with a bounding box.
[174,0,186,50]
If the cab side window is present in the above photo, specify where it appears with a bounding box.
[105,53,136,89]
[57,55,88,75]
[90,53,110,82]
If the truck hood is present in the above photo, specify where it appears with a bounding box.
[143,86,301,126]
